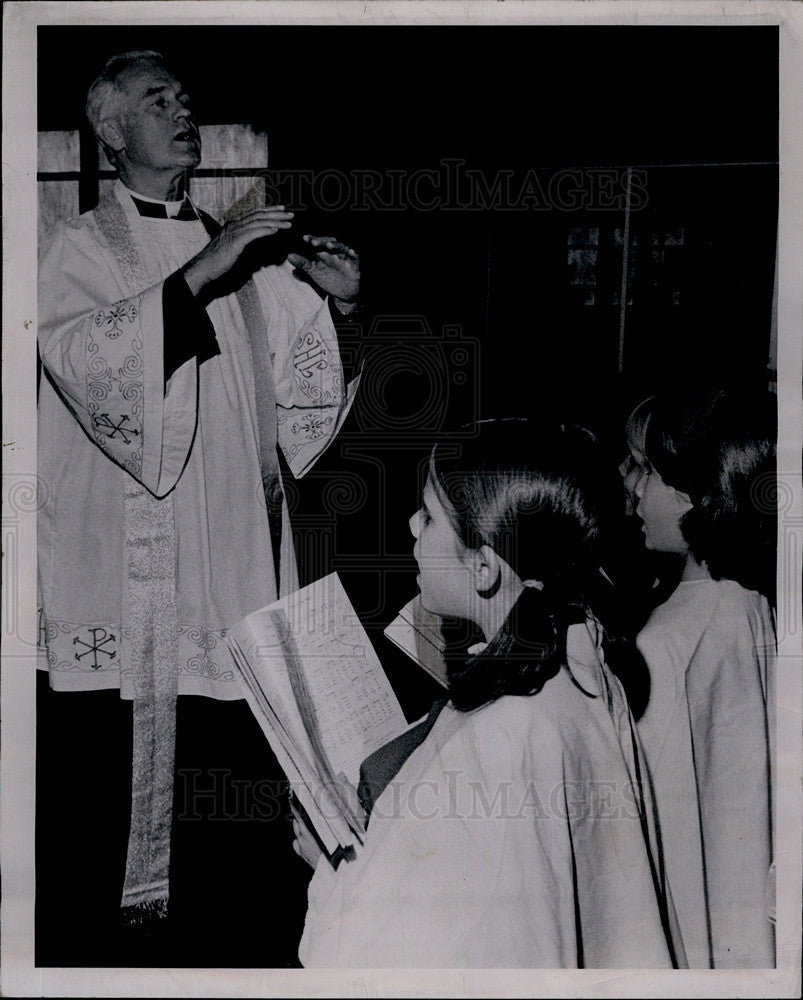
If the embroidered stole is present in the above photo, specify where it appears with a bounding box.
[94,191,284,922]
[95,194,178,924]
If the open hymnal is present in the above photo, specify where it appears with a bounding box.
[228,573,408,858]
[383,595,449,689]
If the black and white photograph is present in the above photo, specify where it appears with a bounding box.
[2,1,802,996]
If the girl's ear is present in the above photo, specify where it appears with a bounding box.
[469,544,503,594]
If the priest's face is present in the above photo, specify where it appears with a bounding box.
[113,60,201,173]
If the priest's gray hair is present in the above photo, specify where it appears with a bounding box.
[86,50,165,162]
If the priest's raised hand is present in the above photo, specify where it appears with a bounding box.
[182,206,295,295]
[288,235,361,315]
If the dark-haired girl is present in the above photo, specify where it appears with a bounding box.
[633,388,776,968]
[297,420,682,968]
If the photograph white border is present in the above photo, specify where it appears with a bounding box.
[3,2,801,996]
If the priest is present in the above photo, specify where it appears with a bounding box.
[37,49,361,965]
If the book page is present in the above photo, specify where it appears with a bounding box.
[229,612,314,768]
[272,574,408,787]
[384,595,449,689]
[228,627,350,855]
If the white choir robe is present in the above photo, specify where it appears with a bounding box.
[38,180,358,700]
[300,623,683,969]
[637,578,776,968]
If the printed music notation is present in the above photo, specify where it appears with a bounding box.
[250,574,408,786]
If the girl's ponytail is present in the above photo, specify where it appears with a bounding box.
[431,419,626,713]
[447,583,589,712]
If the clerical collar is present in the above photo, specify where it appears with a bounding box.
[122,184,199,221]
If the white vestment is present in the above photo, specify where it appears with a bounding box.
[636,578,776,968]
[300,622,683,969]
[38,180,358,701]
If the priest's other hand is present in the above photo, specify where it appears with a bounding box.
[182,207,295,295]
[288,235,360,314]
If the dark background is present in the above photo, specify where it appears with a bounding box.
[36,24,779,966]
[38,21,779,734]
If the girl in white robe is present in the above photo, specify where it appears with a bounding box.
[295,419,684,968]
[633,388,776,968]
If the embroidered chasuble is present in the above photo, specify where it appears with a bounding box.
[39,180,357,697]
[38,180,359,916]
